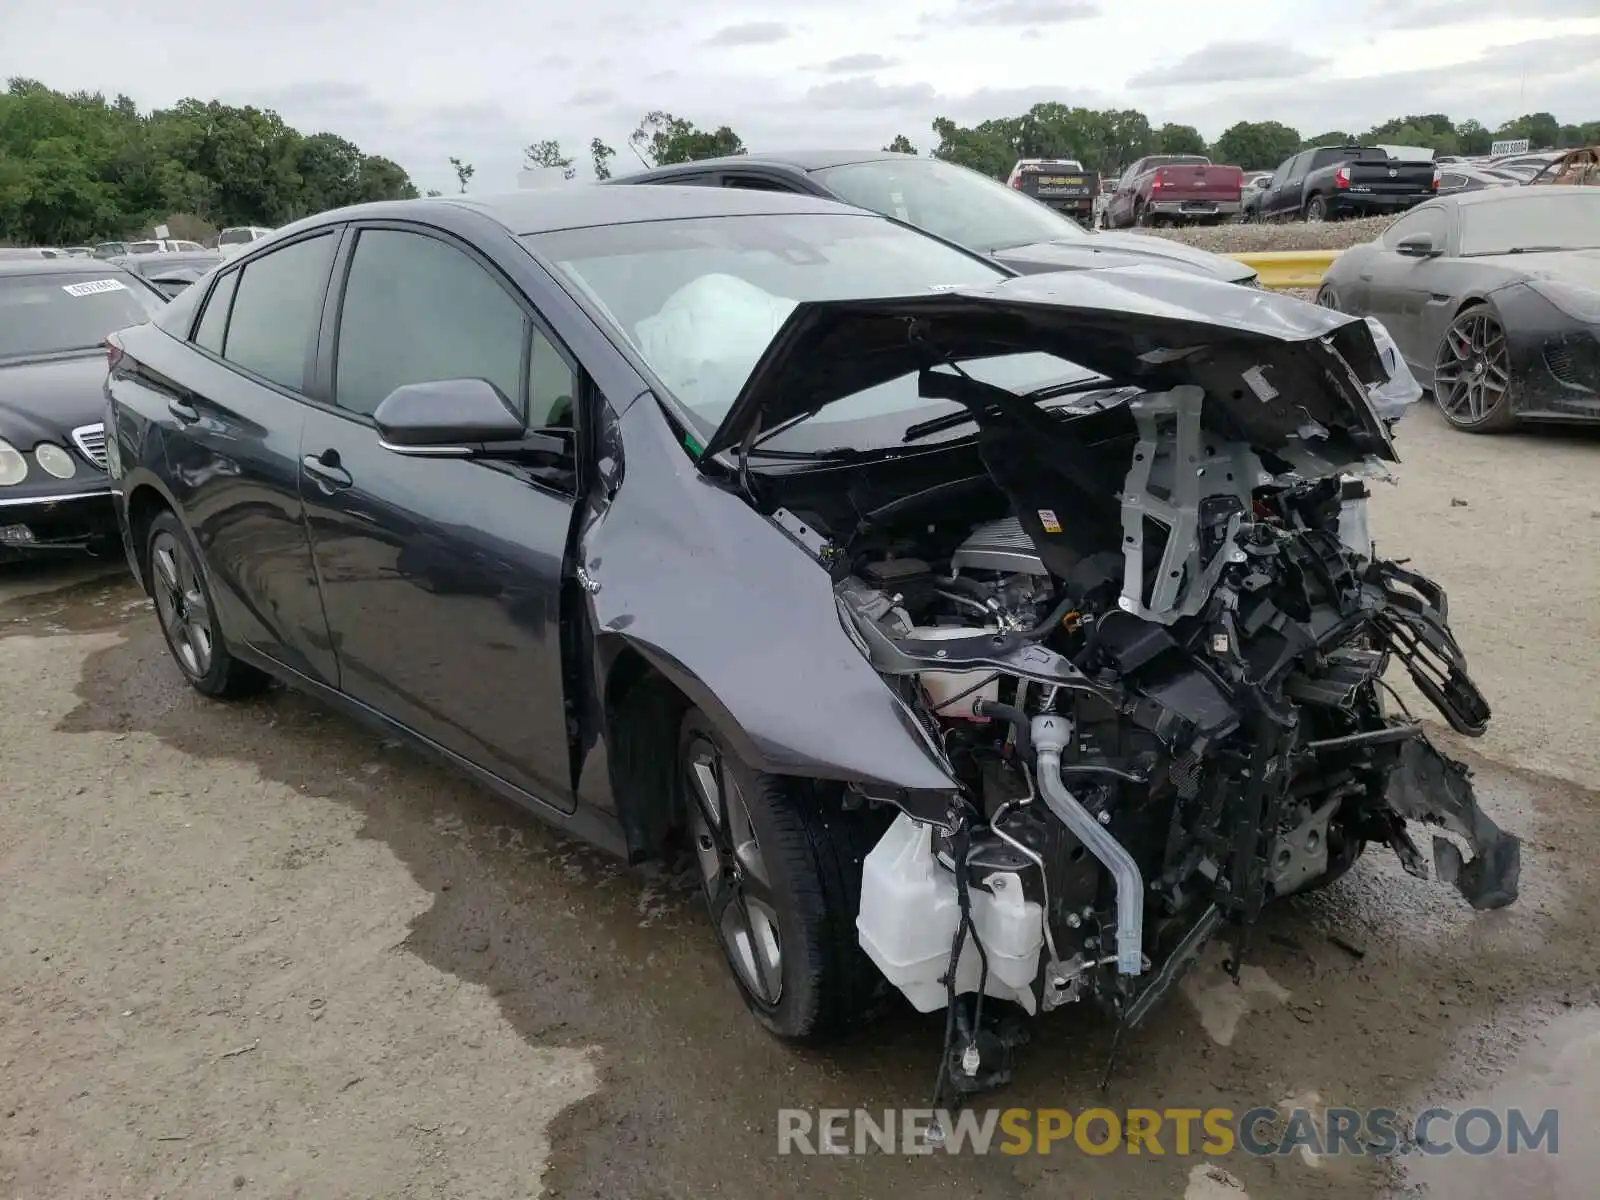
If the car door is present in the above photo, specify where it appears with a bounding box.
[298,223,581,810]
[1106,161,1143,227]
[1267,152,1311,219]
[1260,156,1294,219]
[1356,205,1453,368]
[159,230,341,684]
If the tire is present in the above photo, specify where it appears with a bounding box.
[677,709,892,1041]
[145,510,269,699]
[1315,285,1339,311]
[1432,303,1518,433]
[1304,195,1328,222]
[1135,203,1154,228]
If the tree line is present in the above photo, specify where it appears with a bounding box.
[522,108,1600,184]
[0,78,419,246]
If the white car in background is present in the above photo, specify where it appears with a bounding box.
[214,226,275,257]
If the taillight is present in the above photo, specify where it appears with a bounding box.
[1151,173,1164,190]
[1431,167,1441,189]
[105,337,125,373]
[1334,165,1351,189]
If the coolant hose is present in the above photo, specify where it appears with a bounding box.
[1031,714,1146,976]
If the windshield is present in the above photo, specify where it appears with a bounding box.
[0,271,165,360]
[1460,194,1600,255]
[812,157,1089,251]
[528,212,1093,450]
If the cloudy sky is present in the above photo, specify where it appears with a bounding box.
[6,0,1598,194]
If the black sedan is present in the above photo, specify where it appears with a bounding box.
[610,150,1260,285]
[0,258,166,555]
[1316,186,1600,431]
[106,186,1515,1086]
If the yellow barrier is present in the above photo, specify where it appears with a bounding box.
[1227,250,1342,290]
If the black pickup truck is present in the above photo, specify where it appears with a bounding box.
[1257,144,1438,222]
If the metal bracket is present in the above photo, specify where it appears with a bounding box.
[1118,385,1266,625]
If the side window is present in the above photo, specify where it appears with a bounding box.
[721,175,799,192]
[1268,158,1292,188]
[1285,152,1311,182]
[334,228,527,419]
[222,233,337,391]
[1382,206,1447,248]
[528,328,579,428]
[1440,173,1466,191]
[193,270,238,354]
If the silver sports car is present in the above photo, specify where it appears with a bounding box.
[1316,186,1599,432]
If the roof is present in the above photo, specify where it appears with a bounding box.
[0,257,140,278]
[443,183,858,234]
[615,149,909,180]
[1448,184,1597,208]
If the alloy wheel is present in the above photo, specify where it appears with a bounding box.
[1316,287,1339,311]
[1434,309,1511,428]
[684,734,784,1006]
[150,530,213,679]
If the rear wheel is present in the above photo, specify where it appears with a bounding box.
[1304,195,1329,222]
[678,709,891,1041]
[146,511,268,699]
[1433,304,1517,433]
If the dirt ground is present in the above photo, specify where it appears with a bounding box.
[2,404,1598,1200]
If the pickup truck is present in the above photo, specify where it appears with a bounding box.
[1104,155,1243,228]
[1256,144,1439,222]
[1006,158,1099,227]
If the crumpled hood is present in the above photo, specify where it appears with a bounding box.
[992,233,1257,284]
[699,265,1398,463]
[0,352,109,444]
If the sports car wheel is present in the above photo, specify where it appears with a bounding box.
[146,511,268,698]
[1433,304,1517,432]
[678,709,891,1041]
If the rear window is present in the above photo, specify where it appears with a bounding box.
[127,241,161,254]
[0,271,165,362]
[218,229,257,245]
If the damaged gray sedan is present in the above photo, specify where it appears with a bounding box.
[108,186,1518,1097]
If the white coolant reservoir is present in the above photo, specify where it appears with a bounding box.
[907,626,999,718]
[856,813,1045,1015]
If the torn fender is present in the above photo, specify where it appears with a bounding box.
[1385,739,1521,910]
[584,394,962,816]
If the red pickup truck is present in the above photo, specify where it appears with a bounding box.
[1104,155,1244,229]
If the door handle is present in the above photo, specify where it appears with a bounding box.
[302,450,353,491]
[168,398,199,424]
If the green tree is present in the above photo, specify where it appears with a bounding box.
[524,139,576,180]
[1496,112,1560,149]
[1455,120,1493,155]
[449,156,474,192]
[1303,131,1356,147]
[590,137,617,180]
[884,134,917,154]
[1155,123,1206,156]
[1211,120,1303,170]
[629,111,745,166]
[929,116,1015,177]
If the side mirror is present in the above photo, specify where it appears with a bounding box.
[1396,233,1442,258]
[374,379,527,454]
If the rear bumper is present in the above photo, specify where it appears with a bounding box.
[1148,199,1241,218]
[1327,191,1431,217]
[0,486,118,552]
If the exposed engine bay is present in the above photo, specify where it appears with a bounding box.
[760,373,1520,1105]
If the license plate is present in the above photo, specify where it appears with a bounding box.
[1181,201,1216,211]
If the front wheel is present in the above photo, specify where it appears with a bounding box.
[1433,304,1518,433]
[1315,285,1340,311]
[678,710,891,1041]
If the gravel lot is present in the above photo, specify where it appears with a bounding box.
[2,403,1597,1200]
[1142,216,1395,255]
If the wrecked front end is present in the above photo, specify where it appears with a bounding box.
[724,272,1521,1098]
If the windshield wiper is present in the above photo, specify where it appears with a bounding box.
[900,375,1115,442]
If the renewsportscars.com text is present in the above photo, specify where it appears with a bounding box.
[777,1106,1560,1157]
